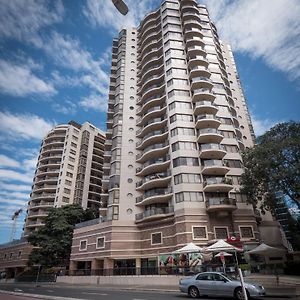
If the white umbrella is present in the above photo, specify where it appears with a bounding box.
[173,242,203,254]
[247,243,286,255]
[204,239,243,252]
[214,251,233,257]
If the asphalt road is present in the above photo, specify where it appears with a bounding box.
[0,283,294,300]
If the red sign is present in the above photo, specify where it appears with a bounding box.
[227,236,240,243]
[220,252,225,263]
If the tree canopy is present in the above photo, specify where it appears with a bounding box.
[240,121,300,214]
[27,204,99,267]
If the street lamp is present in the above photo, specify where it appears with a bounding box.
[112,0,129,15]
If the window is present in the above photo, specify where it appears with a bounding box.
[170,114,193,123]
[79,240,87,251]
[175,192,203,203]
[71,142,77,148]
[169,101,192,110]
[62,196,70,203]
[172,141,196,151]
[174,173,201,184]
[66,172,73,178]
[214,227,228,239]
[67,164,74,170]
[96,237,105,249]
[173,157,199,167]
[231,193,248,203]
[151,232,162,245]
[171,127,194,137]
[70,149,76,155]
[72,135,78,141]
[112,205,119,220]
[192,226,207,239]
[240,226,254,239]
[65,179,72,186]
[69,156,75,162]
[64,188,71,194]
[18,251,22,258]
[224,159,243,168]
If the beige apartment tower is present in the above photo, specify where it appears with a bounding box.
[70,0,281,273]
[24,121,105,236]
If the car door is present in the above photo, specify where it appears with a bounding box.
[213,273,235,297]
[195,273,215,296]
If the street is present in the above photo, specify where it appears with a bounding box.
[0,283,295,300]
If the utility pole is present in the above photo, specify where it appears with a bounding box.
[10,209,22,242]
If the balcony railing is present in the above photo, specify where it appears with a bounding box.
[195,114,219,122]
[202,160,228,168]
[136,170,171,187]
[136,155,170,173]
[198,128,223,135]
[203,177,232,187]
[136,187,172,203]
[206,197,236,207]
[136,141,169,159]
[200,144,226,151]
[135,206,174,221]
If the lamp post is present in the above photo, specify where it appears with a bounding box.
[112,0,128,15]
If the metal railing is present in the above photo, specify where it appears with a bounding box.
[135,206,174,221]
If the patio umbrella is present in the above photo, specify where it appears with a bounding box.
[204,239,243,252]
[173,242,203,253]
[247,243,286,255]
[214,251,233,257]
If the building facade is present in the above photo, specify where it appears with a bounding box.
[24,121,105,236]
[70,0,281,274]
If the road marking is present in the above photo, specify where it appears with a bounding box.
[82,292,108,296]
[14,288,23,292]
[132,298,147,300]
[46,289,54,292]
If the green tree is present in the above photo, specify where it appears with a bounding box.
[27,204,99,267]
[240,121,300,214]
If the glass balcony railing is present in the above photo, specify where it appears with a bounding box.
[136,155,170,173]
[195,114,219,122]
[203,177,232,187]
[136,170,171,187]
[136,187,172,203]
[136,129,168,147]
[200,144,226,151]
[135,206,174,221]
[198,128,223,135]
[202,160,228,168]
[136,141,169,159]
[206,197,236,207]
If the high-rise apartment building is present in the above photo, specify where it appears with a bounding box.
[24,121,105,236]
[70,0,281,273]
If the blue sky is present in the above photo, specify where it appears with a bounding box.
[0,0,299,244]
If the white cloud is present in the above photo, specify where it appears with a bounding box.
[52,100,77,115]
[202,0,300,80]
[0,111,56,140]
[83,0,157,33]
[0,169,33,184]
[0,191,30,200]
[0,59,56,96]
[79,94,108,112]
[0,154,21,168]
[251,116,280,136]
[0,0,64,42]
[0,183,31,192]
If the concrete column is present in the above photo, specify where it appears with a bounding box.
[69,260,77,275]
[91,258,98,275]
[104,258,114,275]
[135,257,141,275]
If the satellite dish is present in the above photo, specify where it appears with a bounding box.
[112,0,129,15]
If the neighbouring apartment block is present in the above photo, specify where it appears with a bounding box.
[0,121,105,278]
[70,0,282,274]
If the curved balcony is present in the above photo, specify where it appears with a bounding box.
[139,82,165,105]
[32,184,57,193]
[136,187,172,206]
[194,101,218,115]
[182,19,202,31]
[42,140,64,148]
[191,76,213,90]
[31,192,56,201]
[139,63,164,86]
[136,141,169,163]
[189,66,211,79]
[139,56,164,83]
[136,129,168,150]
[40,147,63,155]
[44,134,65,143]
[181,10,200,22]
[136,170,171,191]
[206,197,237,213]
[138,10,160,33]
[238,138,245,151]
[199,143,226,159]
[139,30,162,53]
[138,72,164,95]
[27,211,49,219]
[34,176,58,185]
[203,177,233,192]
[139,22,161,45]
[195,114,221,129]
[39,154,62,162]
[136,155,170,177]
[35,168,60,177]
[139,45,163,69]
[180,0,198,8]
[136,116,167,138]
[137,94,166,115]
[136,105,166,127]
[192,88,215,102]
[185,37,205,48]
[186,45,206,58]
[188,56,209,69]
[139,38,163,64]
[30,200,53,209]
[135,206,174,223]
[201,160,230,175]
[184,28,203,39]
[197,128,224,143]
[26,221,45,228]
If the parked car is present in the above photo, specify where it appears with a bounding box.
[179,271,265,299]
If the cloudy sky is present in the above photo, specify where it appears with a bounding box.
[0,0,299,244]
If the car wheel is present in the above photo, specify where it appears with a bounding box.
[188,286,199,298]
[234,287,250,300]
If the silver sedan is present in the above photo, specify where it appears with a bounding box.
[179,271,266,299]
